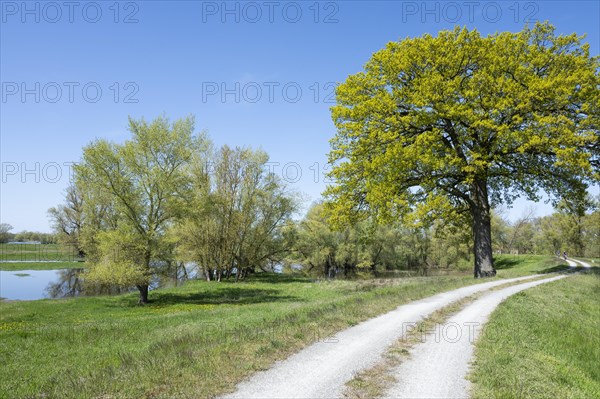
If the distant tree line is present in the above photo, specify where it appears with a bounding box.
[0,224,56,244]
[491,196,599,258]
[286,203,473,278]
[288,197,600,278]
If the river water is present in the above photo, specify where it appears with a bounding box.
[0,264,196,301]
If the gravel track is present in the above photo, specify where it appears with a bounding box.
[381,274,567,399]
[220,274,545,399]
[568,258,591,268]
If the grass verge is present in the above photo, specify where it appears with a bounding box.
[1,274,482,398]
[469,270,600,398]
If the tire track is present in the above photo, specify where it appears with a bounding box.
[220,274,546,399]
[381,275,568,399]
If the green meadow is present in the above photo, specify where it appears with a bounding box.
[0,255,569,398]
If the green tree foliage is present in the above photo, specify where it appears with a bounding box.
[0,223,13,243]
[75,116,205,303]
[174,145,297,281]
[9,230,56,244]
[50,115,299,301]
[428,220,472,270]
[326,23,599,278]
[289,203,470,277]
[289,203,356,278]
[582,206,600,258]
[534,195,598,257]
[48,184,85,257]
[76,178,120,264]
[555,196,594,255]
[536,215,563,255]
[490,210,511,254]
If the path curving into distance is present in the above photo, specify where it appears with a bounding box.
[381,274,567,399]
[567,258,591,268]
[220,274,551,399]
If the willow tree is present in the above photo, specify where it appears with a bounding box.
[48,184,86,258]
[326,23,599,278]
[175,145,297,281]
[75,116,206,302]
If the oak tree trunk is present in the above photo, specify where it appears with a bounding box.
[471,178,496,278]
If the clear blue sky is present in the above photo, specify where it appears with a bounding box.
[1,0,598,232]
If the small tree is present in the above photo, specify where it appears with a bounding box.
[290,204,344,278]
[583,203,600,258]
[290,204,404,277]
[48,184,85,258]
[0,223,13,243]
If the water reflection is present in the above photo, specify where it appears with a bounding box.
[45,268,84,298]
[0,270,63,301]
[0,263,198,301]
[44,268,132,298]
[150,262,197,290]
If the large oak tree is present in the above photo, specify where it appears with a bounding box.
[326,23,599,277]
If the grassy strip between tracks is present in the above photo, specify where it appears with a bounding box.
[343,274,558,399]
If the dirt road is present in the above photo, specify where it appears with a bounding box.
[220,274,548,399]
[382,275,567,398]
